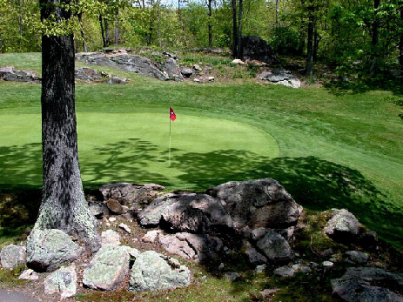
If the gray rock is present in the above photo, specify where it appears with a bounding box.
[0,66,40,83]
[83,244,137,291]
[206,179,303,229]
[99,182,164,207]
[181,68,194,77]
[158,232,223,262]
[89,201,108,219]
[76,53,170,81]
[19,269,39,281]
[255,264,266,274]
[26,229,83,272]
[101,229,121,246]
[129,251,191,292]
[344,251,369,264]
[331,267,403,302]
[274,266,295,277]
[44,264,77,298]
[260,70,300,88]
[256,229,295,263]
[292,263,312,274]
[0,244,26,269]
[119,223,131,234]
[241,36,277,65]
[139,194,231,233]
[245,246,268,265]
[224,272,241,281]
[142,230,161,243]
[323,261,334,272]
[163,58,183,81]
[324,209,362,243]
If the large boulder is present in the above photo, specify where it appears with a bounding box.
[331,267,403,302]
[138,193,231,233]
[252,229,295,263]
[158,232,223,262]
[26,229,83,272]
[163,58,183,82]
[0,244,26,269]
[44,264,77,299]
[260,70,301,88]
[0,66,40,83]
[83,244,139,291]
[324,209,362,243]
[241,36,277,65]
[206,179,303,230]
[129,251,191,292]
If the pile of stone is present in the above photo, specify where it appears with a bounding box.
[1,178,402,302]
[0,66,40,83]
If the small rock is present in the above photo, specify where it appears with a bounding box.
[322,261,334,272]
[193,64,202,71]
[101,229,121,246]
[142,230,161,243]
[231,59,245,65]
[181,68,193,77]
[274,266,295,277]
[119,223,131,234]
[218,263,225,270]
[106,199,123,215]
[19,269,39,281]
[109,217,117,222]
[208,76,215,82]
[0,244,26,269]
[224,272,240,281]
[344,251,368,264]
[261,288,280,298]
[255,264,266,274]
[44,264,77,298]
[129,251,191,292]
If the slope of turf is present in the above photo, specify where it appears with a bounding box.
[0,53,403,248]
[0,112,279,188]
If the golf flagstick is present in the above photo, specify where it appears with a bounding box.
[169,107,176,166]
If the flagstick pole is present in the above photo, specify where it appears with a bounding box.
[169,117,172,167]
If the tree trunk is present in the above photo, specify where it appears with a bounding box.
[36,0,100,253]
[207,0,213,47]
[78,13,88,52]
[238,0,243,59]
[105,18,110,46]
[370,0,380,75]
[115,11,119,46]
[232,0,238,58]
[99,14,106,47]
[306,7,315,76]
[276,0,280,27]
[313,26,319,61]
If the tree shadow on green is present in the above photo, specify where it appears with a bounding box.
[81,138,172,187]
[0,143,42,188]
[174,151,403,247]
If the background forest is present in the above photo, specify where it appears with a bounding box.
[1,0,403,78]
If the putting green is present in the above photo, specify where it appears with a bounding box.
[0,112,279,189]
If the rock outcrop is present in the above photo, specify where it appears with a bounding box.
[331,267,403,302]
[0,66,40,83]
[260,70,301,88]
[241,36,277,65]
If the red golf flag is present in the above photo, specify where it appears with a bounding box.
[170,107,176,121]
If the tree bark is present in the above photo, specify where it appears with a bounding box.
[399,3,403,72]
[36,0,100,253]
[99,14,106,47]
[232,0,238,58]
[105,17,110,46]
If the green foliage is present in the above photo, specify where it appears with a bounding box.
[270,26,304,56]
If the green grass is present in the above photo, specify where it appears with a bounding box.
[0,53,403,252]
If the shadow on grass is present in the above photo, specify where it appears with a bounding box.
[0,140,402,247]
[324,77,403,96]
[174,152,403,247]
